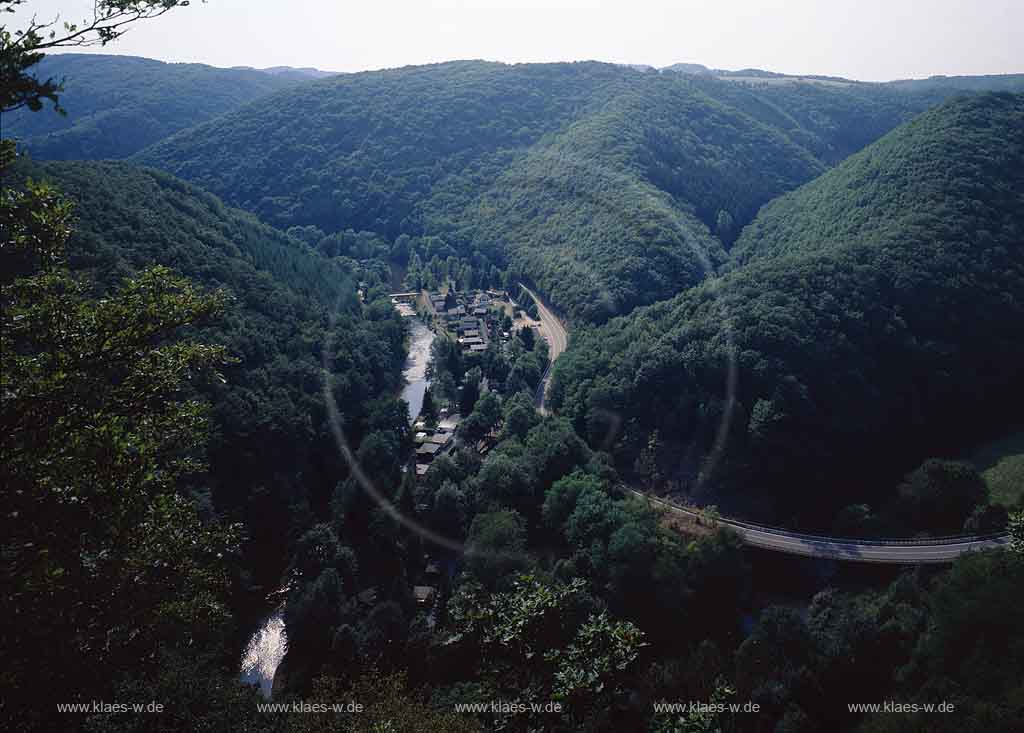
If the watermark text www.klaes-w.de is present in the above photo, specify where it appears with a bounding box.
[454,700,564,715]
[653,701,761,714]
[256,701,364,713]
[56,701,164,714]
[848,701,956,714]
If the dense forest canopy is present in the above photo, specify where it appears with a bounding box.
[679,74,951,164]
[8,55,1013,323]
[3,12,1024,729]
[2,54,311,159]
[7,158,408,594]
[456,72,825,320]
[552,93,1024,526]
[884,72,1024,93]
[132,60,980,322]
[135,61,632,235]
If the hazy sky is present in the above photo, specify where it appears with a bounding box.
[9,0,1023,81]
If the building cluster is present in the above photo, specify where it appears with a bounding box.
[428,288,508,355]
[385,287,531,619]
[410,418,458,623]
[412,418,456,478]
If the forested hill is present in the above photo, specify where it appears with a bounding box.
[12,159,408,589]
[23,159,351,305]
[678,75,949,164]
[133,60,949,321]
[551,92,1024,524]
[728,90,1024,268]
[136,61,630,231]
[3,54,311,160]
[885,72,1024,93]
[448,70,829,320]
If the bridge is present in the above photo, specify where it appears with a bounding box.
[632,490,1010,564]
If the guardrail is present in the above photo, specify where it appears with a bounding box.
[628,488,1010,547]
[534,362,553,406]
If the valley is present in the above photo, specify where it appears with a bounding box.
[3,7,1023,731]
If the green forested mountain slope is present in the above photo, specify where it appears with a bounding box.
[886,73,1024,93]
[135,61,631,236]
[3,54,309,160]
[551,93,1024,522]
[14,159,407,586]
[130,60,1020,323]
[28,160,350,304]
[681,75,944,164]
[728,91,1024,267]
[134,60,901,321]
[455,74,826,320]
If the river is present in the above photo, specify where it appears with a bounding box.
[400,318,435,423]
[239,605,286,698]
[239,313,435,697]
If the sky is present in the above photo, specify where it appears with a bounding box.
[8,0,1023,81]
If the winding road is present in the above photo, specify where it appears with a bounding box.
[520,284,568,413]
[513,285,1009,564]
[633,490,1011,564]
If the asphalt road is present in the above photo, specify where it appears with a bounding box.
[520,284,568,413]
[633,490,1011,564]
[510,289,1010,565]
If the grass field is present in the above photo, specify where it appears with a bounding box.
[969,430,1024,508]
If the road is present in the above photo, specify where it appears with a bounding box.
[632,490,1011,564]
[508,289,1010,564]
[520,284,568,413]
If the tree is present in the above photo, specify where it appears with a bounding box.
[460,391,501,443]
[431,481,468,541]
[459,366,482,415]
[434,370,458,407]
[699,505,721,528]
[635,429,663,489]
[1,0,198,113]
[542,471,606,533]
[735,607,821,727]
[288,672,480,733]
[500,390,540,442]
[289,524,357,587]
[872,551,1024,730]
[474,452,535,516]
[962,503,1008,534]
[444,576,645,730]
[1,160,237,727]
[651,676,736,733]
[1011,510,1024,556]
[420,387,437,424]
[518,323,536,350]
[523,416,591,490]
[893,459,988,534]
[464,510,531,590]
[547,611,647,706]
[286,568,346,651]
[405,250,423,290]
[715,208,735,242]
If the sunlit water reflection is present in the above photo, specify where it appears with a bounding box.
[240,606,287,698]
[401,319,435,423]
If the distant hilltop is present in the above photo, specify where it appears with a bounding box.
[657,62,1024,90]
[659,62,859,84]
[231,65,339,80]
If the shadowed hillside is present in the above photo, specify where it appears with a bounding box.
[3,54,310,159]
[552,93,1024,522]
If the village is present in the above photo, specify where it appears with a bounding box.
[385,284,552,616]
[390,285,546,480]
